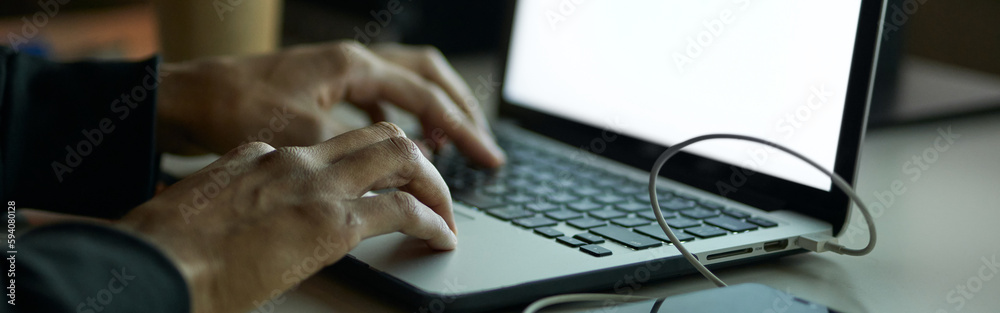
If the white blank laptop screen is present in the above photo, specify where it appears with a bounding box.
[503,1,864,191]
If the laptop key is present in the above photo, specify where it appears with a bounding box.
[611,217,651,228]
[746,217,778,228]
[634,224,695,243]
[550,178,579,189]
[613,185,643,194]
[699,201,724,211]
[588,209,626,220]
[614,202,650,212]
[680,207,721,219]
[547,193,580,203]
[722,208,752,219]
[580,244,613,257]
[592,177,622,188]
[573,233,606,244]
[525,202,561,213]
[530,172,556,182]
[524,185,558,196]
[453,192,503,210]
[572,186,602,197]
[638,210,678,221]
[664,217,701,228]
[482,185,510,195]
[557,236,586,247]
[487,206,535,221]
[590,225,662,250]
[505,193,537,204]
[545,210,583,221]
[635,191,674,204]
[534,227,564,238]
[513,216,558,228]
[573,170,600,181]
[684,225,729,238]
[593,194,626,204]
[660,198,697,211]
[705,216,758,232]
[567,201,603,212]
[568,218,607,229]
[507,178,532,188]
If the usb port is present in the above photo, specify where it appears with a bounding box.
[764,239,789,252]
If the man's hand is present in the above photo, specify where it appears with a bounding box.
[156,41,505,168]
[117,122,458,313]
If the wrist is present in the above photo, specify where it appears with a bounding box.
[116,209,216,313]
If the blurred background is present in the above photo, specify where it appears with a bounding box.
[2,0,999,129]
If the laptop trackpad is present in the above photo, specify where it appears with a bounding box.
[453,206,475,223]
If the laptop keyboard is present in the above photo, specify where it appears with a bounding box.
[437,136,777,257]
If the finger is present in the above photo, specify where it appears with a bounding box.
[309,121,407,164]
[349,191,457,250]
[373,44,490,132]
[327,136,456,233]
[347,60,506,168]
[356,101,387,124]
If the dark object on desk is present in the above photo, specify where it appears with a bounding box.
[0,46,160,219]
[0,47,188,313]
[582,284,836,313]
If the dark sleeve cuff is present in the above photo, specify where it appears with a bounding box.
[19,223,190,313]
[0,47,161,218]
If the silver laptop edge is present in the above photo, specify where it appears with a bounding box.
[348,123,831,296]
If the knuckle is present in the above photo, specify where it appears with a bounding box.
[232,141,276,157]
[260,146,316,167]
[329,40,372,73]
[389,192,421,221]
[336,39,363,50]
[371,121,407,139]
[386,136,422,162]
[420,45,444,60]
[335,40,371,60]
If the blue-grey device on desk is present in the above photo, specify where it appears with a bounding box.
[329,0,887,311]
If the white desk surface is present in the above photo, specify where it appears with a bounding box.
[266,55,1000,313]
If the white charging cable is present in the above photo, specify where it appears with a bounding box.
[523,134,877,312]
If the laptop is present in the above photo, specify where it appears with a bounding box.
[330,1,886,311]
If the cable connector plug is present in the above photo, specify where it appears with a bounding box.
[796,233,840,253]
